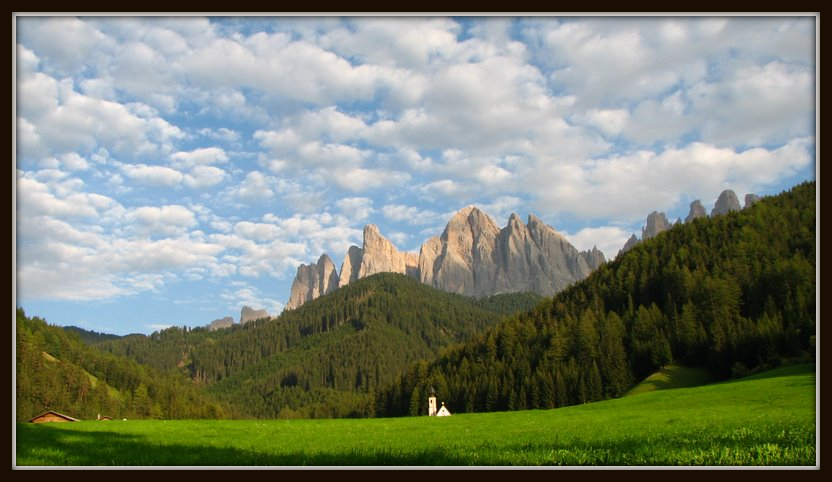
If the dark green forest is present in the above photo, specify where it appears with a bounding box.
[15,309,226,422]
[17,276,541,420]
[375,181,816,416]
[16,181,815,421]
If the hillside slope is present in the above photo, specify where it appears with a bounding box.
[96,273,541,418]
[376,181,815,416]
[16,309,225,422]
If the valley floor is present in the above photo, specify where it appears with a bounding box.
[15,364,816,467]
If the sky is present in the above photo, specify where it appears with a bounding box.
[14,15,817,336]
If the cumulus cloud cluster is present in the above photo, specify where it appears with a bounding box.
[14,15,815,331]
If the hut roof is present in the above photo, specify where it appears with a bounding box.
[28,411,80,423]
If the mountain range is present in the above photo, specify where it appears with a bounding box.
[286,206,605,310]
[618,188,759,256]
[16,181,815,421]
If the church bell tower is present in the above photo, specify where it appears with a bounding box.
[428,386,437,416]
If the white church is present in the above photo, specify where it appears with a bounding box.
[428,386,451,417]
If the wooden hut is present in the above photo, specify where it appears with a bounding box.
[28,411,80,423]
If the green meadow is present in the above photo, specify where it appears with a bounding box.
[15,364,816,467]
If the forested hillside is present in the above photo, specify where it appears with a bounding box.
[15,309,225,422]
[90,274,541,418]
[376,181,816,416]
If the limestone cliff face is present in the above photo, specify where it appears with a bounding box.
[358,224,419,280]
[642,211,672,240]
[711,190,741,216]
[523,213,593,295]
[428,207,501,297]
[338,245,363,287]
[285,207,602,309]
[240,306,271,324]
[208,316,234,331]
[285,254,339,311]
[416,208,595,297]
[418,236,443,287]
[744,194,761,208]
[581,246,606,271]
[685,200,707,223]
[619,234,640,257]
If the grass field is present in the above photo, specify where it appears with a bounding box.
[15,364,816,467]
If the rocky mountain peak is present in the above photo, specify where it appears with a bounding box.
[526,213,548,231]
[711,189,741,216]
[286,206,600,309]
[619,234,640,256]
[358,223,418,280]
[285,254,340,311]
[240,306,270,324]
[618,188,759,259]
[581,246,607,271]
[642,211,672,240]
[207,316,234,331]
[686,200,707,223]
[338,245,363,287]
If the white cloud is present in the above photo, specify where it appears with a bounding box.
[381,204,439,226]
[330,167,410,192]
[536,18,706,106]
[17,170,121,222]
[256,128,368,172]
[387,231,410,248]
[17,72,58,120]
[111,41,177,111]
[233,171,274,202]
[16,117,47,160]
[478,196,524,223]
[419,179,471,200]
[220,283,283,319]
[17,17,110,75]
[121,164,184,187]
[184,165,227,189]
[579,109,630,137]
[182,33,399,106]
[524,137,814,222]
[170,147,229,168]
[17,208,226,301]
[233,221,282,242]
[336,197,375,222]
[692,60,814,146]
[320,17,461,71]
[59,152,90,171]
[16,44,40,76]
[128,205,197,237]
[562,226,631,262]
[19,75,182,160]
[198,127,241,143]
[295,106,368,142]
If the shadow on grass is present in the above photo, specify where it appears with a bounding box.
[15,423,482,467]
[16,421,816,467]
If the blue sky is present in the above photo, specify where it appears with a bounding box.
[14,15,816,335]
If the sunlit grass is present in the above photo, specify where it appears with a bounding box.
[16,364,815,467]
